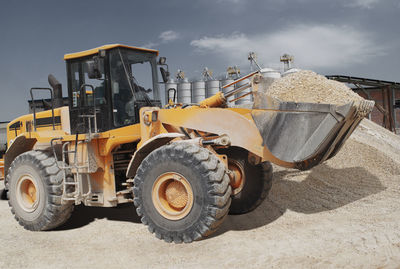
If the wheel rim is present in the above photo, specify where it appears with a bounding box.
[16,174,39,213]
[228,159,245,195]
[152,172,194,221]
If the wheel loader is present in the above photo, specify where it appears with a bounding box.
[0,44,374,243]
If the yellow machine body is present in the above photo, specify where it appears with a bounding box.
[0,45,374,243]
[1,102,283,206]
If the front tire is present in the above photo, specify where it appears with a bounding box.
[7,151,74,231]
[133,143,232,243]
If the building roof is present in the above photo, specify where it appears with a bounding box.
[326,75,400,89]
[64,44,159,60]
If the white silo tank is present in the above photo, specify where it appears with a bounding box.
[221,79,234,105]
[165,79,178,103]
[259,68,281,95]
[206,80,220,98]
[177,78,192,104]
[192,80,206,103]
[235,78,252,105]
[260,68,281,79]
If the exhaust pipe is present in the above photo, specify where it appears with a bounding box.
[48,74,63,108]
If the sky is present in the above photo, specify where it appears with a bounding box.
[0,0,399,121]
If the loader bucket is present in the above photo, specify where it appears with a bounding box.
[251,93,375,170]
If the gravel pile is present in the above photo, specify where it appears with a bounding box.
[267,70,364,105]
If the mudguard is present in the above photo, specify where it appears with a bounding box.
[126,133,184,178]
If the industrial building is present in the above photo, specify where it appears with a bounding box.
[327,75,400,133]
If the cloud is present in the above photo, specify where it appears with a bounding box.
[216,0,383,9]
[159,30,180,43]
[142,30,181,49]
[216,0,242,4]
[190,25,384,69]
[142,42,158,49]
[345,0,380,9]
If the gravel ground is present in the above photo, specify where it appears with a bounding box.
[0,119,399,269]
[1,73,399,268]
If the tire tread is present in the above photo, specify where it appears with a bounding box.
[133,142,231,243]
[7,150,74,231]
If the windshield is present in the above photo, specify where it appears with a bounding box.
[109,48,158,127]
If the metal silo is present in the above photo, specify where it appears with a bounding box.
[221,79,234,105]
[177,78,192,104]
[221,79,234,94]
[165,79,178,104]
[260,68,281,79]
[258,68,281,95]
[192,80,206,103]
[206,80,220,98]
[234,78,252,105]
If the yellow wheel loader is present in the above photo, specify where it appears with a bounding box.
[0,44,374,243]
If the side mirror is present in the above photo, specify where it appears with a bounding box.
[158,57,167,65]
[160,67,170,83]
[86,59,102,79]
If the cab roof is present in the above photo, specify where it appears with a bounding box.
[63,44,159,60]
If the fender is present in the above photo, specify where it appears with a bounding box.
[4,135,37,180]
[126,133,184,178]
[157,107,302,168]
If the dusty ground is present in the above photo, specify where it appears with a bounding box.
[0,119,399,269]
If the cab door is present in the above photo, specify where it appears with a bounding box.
[67,57,111,134]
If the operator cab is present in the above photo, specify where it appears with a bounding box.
[64,44,161,134]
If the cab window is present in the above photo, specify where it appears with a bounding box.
[109,49,155,127]
[69,58,106,108]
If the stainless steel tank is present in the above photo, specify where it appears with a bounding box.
[260,68,281,79]
[206,80,220,98]
[192,80,206,103]
[259,68,282,95]
[221,79,234,105]
[234,78,252,105]
[177,79,192,104]
[221,79,234,95]
[165,79,178,103]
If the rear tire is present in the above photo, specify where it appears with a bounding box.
[6,150,74,231]
[133,142,232,243]
[222,148,273,215]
